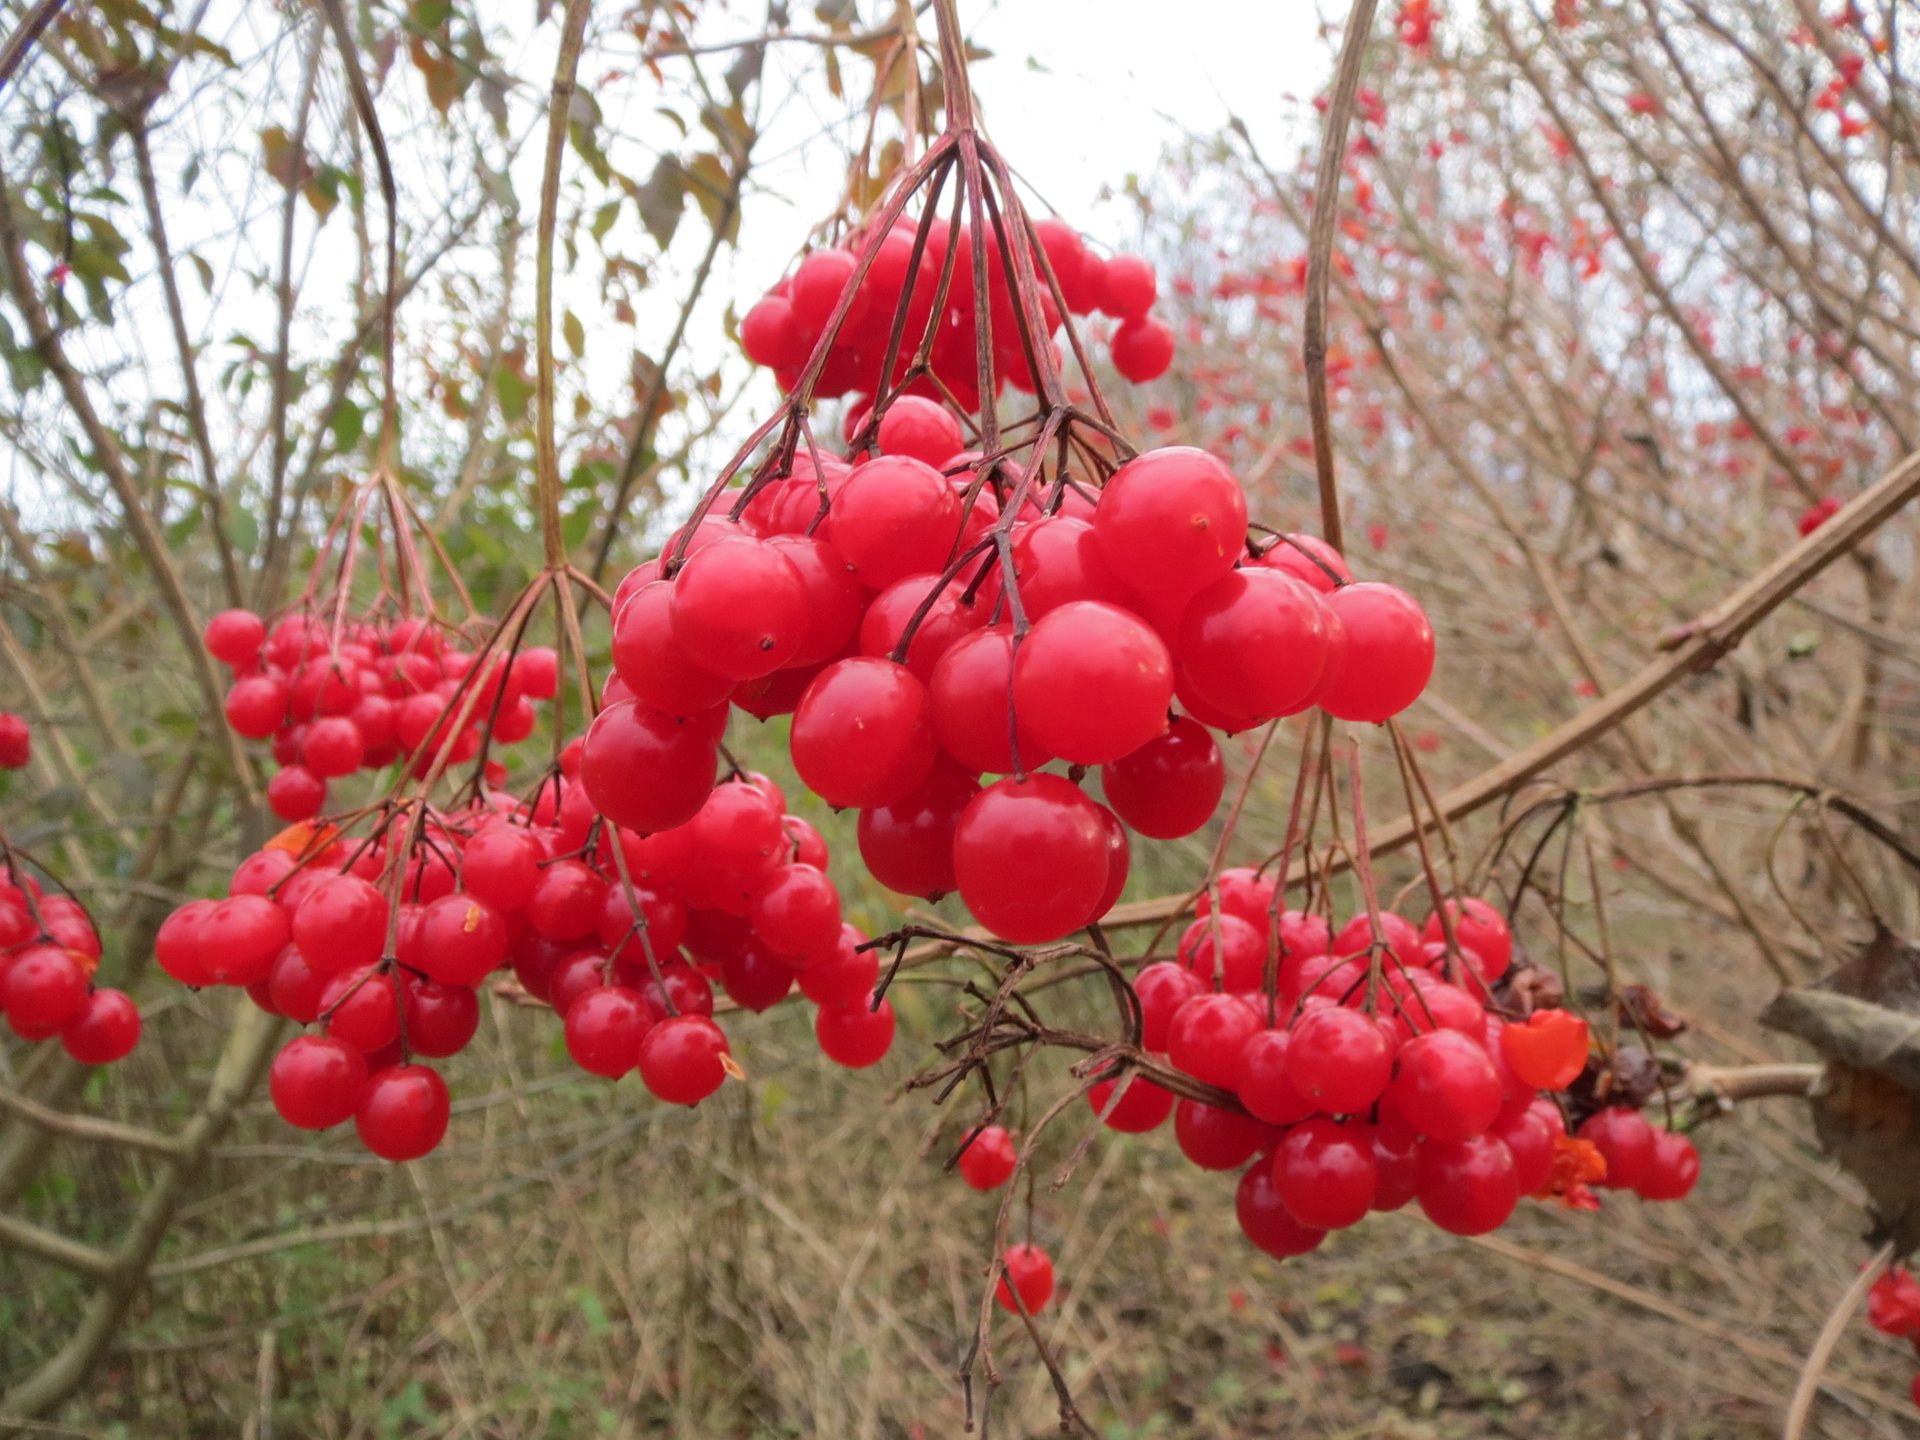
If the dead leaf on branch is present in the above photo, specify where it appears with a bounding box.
[1762,928,1920,1251]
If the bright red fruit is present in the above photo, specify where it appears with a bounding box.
[1174,1098,1268,1170]
[1012,601,1173,764]
[1236,1159,1328,1259]
[59,988,140,1064]
[1316,583,1435,723]
[1135,961,1206,1051]
[1388,1030,1503,1141]
[269,1035,368,1129]
[1421,897,1512,978]
[1272,1118,1378,1228]
[266,765,326,822]
[292,874,388,975]
[201,895,291,986]
[827,456,962,588]
[791,658,936,808]
[613,580,735,716]
[355,1064,450,1161]
[1087,1071,1176,1132]
[952,775,1109,942]
[816,993,896,1068]
[1098,254,1157,318]
[956,1124,1019,1189]
[637,1014,730,1105]
[1094,447,1247,593]
[1179,568,1332,720]
[856,761,979,899]
[1235,1029,1319,1125]
[669,535,809,680]
[1576,1106,1656,1190]
[1166,992,1263,1089]
[417,894,511,986]
[1635,1129,1700,1201]
[994,1243,1056,1315]
[1176,914,1265,992]
[1257,534,1351,593]
[1284,1007,1393,1114]
[1415,1135,1521,1235]
[1102,717,1224,839]
[204,608,267,666]
[403,979,480,1058]
[1110,315,1175,382]
[2,945,90,1039]
[564,985,654,1077]
[877,396,964,466]
[929,628,1053,774]
[580,700,717,834]
[1867,1269,1920,1338]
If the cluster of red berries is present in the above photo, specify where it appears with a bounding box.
[1867,1266,1920,1409]
[957,885,1698,1264]
[0,712,29,770]
[152,749,894,1161]
[738,215,1176,407]
[1,874,140,1063]
[204,608,559,823]
[582,427,1433,948]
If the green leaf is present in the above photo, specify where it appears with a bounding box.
[590,199,620,241]
[636,157,685,250]
[330,401,365,451]
[562,309,585,358]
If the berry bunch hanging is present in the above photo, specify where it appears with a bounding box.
[1,857,139,1064]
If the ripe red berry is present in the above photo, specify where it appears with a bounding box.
[1135,960,1206,1051]
[1087,1071,1176,1132]
[1097,254,1157,318]
[956,1123,1019,1189]
[877,396,964,466]
[270,1035,368,1129]
[612,580,735,717]
[720,940,797,1013]
[1110,315,1175,382]
[1388,1030,1503,1141]
[224,675,289,739]
[580,700,718,835]
[1489,1106,1556,1195]
[403,978,481,1058]
[201,895,292,986]
[204,608,267,667]
[1012,601,1173,765]
[355,1063,450,1161]
[856,760,979,900]
[292,874,388,975]
[1867,1269,1920,1338]
[301,716,366,778]
[416,893,511,987]
[1235,1159,1328,1259]
[266,765,326,822]
[929,628,1054,775]
[1173,1098,1269,1170]
[1179,569,1332,721]
[952,774,1110,943]
[1635,1129,1700,1201]
[740,294,804,368]
[796,925,881,1008]
[1272,1118,1378,1228]
[321,966,402,1051]
[859,571,983,683]
[1166,992,1263,1089]
[460,823,546,912]
[2,945,90,1039]
[1256,534,1351,593]
[994,1242,1055,1315]
[59,987,140,1064]
[1415,1134,1521,1235]
[749,864,842,960]
[1094,447,1248,594]
[669,535,810,680]
[564,985,655,1077]
[1316,583,1435,724]
[816,992,896,1068]
[1576,1106,1656,1190]
[1421,897,1512,978]
[791,657,936,808]
[826,456,962,589]
[1234,1028,1319,1126]
[1102,717,1224,839]
[637,1014,730,1105]
[1284,1007,1394,1114]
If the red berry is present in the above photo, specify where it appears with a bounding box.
[1166,992,1263,1089]
[224,675,288,739]
[1489,1106,1555,1194]
[856,760,979,900]
[1094,447,1247,594]
[580,700,717,835]
[1087,1071,1176,1132]
[929,628,1055,775]
[1110,315,1175,382]
[321,966,402,1051]
[1102,717,1224,839]
[1012,601,1173,765]
[564,985,655,1077]
[1256,534,1351,593]
[1576,1106,1656,1190]
[1235,1159,1327,1258]
[2,945,90,1039]
[750,864,842,960]
[1388,1030,1503,1141]
[292,874,388,976]
[204,608,267,666]
[201,894,292,986]
[740,294,804,368]
[719,940,797,1012]
[764,533,865,666]
[266,765,326,822]
[1415,1134,1521,1235]
[1135,960,1206,1051]
[416,893,511,986]
[1421,897,1512,978]
[1173,1098,1269,1170]
[669,535,810,680]
[985,516,1130,620]
[1284,1007,1393,1114]
[1235,1028,1319,1125]
[612,580,735,717]
[1867,1269,1920,1338]
[957,1124,1018,1189]
[994,1242,1055,1315]
[859,571,983,684]
[797,924,881,1008]
[816,992,895,1068]
[1316,583,1434,723]
[301,716,366,777]
[60,987,140,1064]
[791,657,936,808]
[403,978,481,1058]
[1097,254,1156,318]
[952,774,1110,943]
[877,396,964,467]
[270,1035,368,1129]
[354,1063,450,1161]
[1634,1129,1700,1201]
[460,824,546,912]
[827,456,962,589]
[637,1014,730,1105]
[1179,569,1332,721]
[1272,1118,1378,1228]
